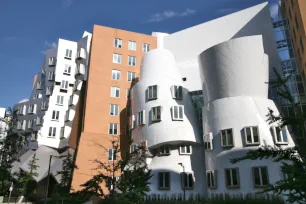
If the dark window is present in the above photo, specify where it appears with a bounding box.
[158,172,170,190]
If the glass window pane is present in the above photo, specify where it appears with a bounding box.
[232,169,238,186]
[153,86,157,98]
[165,173,170,188]
[246,127,252,143]
[174,106,178,118]
[159,173,163,188]
[254,168,261,185]
[282,127,288,142]
[222,131,227,146]
[261,168,268,185]
[179,106,183,119]
[187,145,191,153]
[226,169,231,186]
[188,174,193,187]
[207,173,211,187]
[252,127,259,143]
[184,173,188,187]
[276,127,282,142]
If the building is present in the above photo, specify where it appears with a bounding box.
[0,108,8,142]
[13,1,296,199]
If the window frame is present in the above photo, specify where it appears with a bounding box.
[61,80,69,90]
[111,70,121,80]
[181,172,194,189]
[113,53,122,64]
[252,166,269,188]
[225,168,240,188]
[109,123,118,135]
[110,104,119,116]
[48,71,55,81]
[244,126,260,146]
[171,105,184,121]
[65,49,72,59]
[147,85,158,100]
[110,87,120,98]
[64,64,71,75]
[206,170,217,188]
[108,148,117,161]
[142,43,150,52]
[127,71,136,82]
[158,172,170,190]
[114,38,122,48]
[51,110,60,121]
[48,127,56,138]
[128,41,137,51]
[171,85,183,99]
[128,56,136,66]
[56,95,64,106]
[220,128,234,148]
[270,126,289,144]
[159,146,171,156]
[129,115,136,129]
[203,133,213,151]
[151,106,162,122]
[36,116,43,126]
[179,145,192,155]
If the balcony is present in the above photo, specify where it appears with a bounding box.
[65,109,75,122]
[68,95,79,106]
[75,64,85,76]
[73,80,83,92]
[76,48,86,60]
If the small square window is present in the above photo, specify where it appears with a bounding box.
[48,71,55,81]
[64,64,71,75]
[112,70,121,80]
[108,148,117,161]
[127,72,136,82]
[114,38,122,48]
[111,87,120,98]
[48,127,56,137]
[128,56,136,66]
[221,129,234,147]
[51,110,60,121]
[110,104,119,116]
[142,43,150,52]
[179,145,192,155]
[129,115,136,129]
[61,80,69,90]
[56,95,64,105]
[65,49,72,59]
[48,57,56,66]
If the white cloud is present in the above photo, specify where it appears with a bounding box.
[62,0,73,8]
[270,2,280,20]
[147,8,196,23]
[4,36,17,42]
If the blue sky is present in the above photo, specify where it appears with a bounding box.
[0,0,278,108]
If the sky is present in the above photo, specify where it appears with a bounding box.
[0,0,279,109]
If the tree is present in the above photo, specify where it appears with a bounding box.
[231,68,306,204]
[0,107,31,196]
[77,139,152,203]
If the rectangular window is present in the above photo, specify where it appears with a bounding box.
[48,71,55,80]
[64,64,71,75]
[160,146,170,155]
[27,120,34,129]
[270,126,288,144]
[114,38,122,48]
[113,53,122,64]
[158,172,170,190]
[179,145,192,155]
[17,120,26,130]
[48,57,56,66]
[221,129,234,147]
[225,168,240,188]
[48,127,56,137]
[28,104,36,114]
[126,88,131,99]
[129,115,136,129]
[171,85,183,99]
[56,95,64,105]
[128,56,136,66]
[36,116,43,125]
[51,110,60,121]
[172,105,184,121]
[112,70,121,80]
[127,71,136,82]
[110,104,119,116]
[244,126,260,145]
[109,123,118,135]
[137,110,145,125]
[41,101,47,110]
[36,81,42,89]
[128,41,136,51]
[111,87,120,98]
[181,172,194,189]
[253,167,269,187]
[33,94,39,99]
[108,148,117,161]
[46,86,53,96]
[142,43,150,52]
[203,133,213,151]
[65,49,72,59]
[61,80,69,90]
[151,106,161,122]
[206,170,216,188]
[148,85,158,100]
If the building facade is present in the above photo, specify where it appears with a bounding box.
[13,1,297,198]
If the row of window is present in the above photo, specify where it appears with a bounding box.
[113,54,137,66]
[114,38,150,52]
[206,166,269,189]
[158,172,194,190]
[129,143,192,156]
[16,116,43,130]
[48,48,85,66]
[111,70,136,82]
[48,126,65,138]
[146,85,183,101]
[203,126,289,151]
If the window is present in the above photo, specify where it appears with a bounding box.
[128,56,136,66]
[142,43,150,52]
[300,37,304,53]
[129,115,136,129]
[48,57,56,66]
[113,53,122,64]
[48,71,55,80]
[207,171,216,188]
[17,120,26,130]
[253,167,269,187]
[109,123,118,135]
[137,110,145,125]
[108,148,117,161]
[179,145,192,155]
[27,120,34,129]
[61,80,69,90]
[130,144,138,153]
[147,85,158,100]
[28,104,36,114]
[17,105,26,115]
[111,87,120,98]
[171,85,183,99]
[172,105,184,121]
[64,64,71,75]
[56,96,64,105]
[112,70,121,80]
[48,127,56,137]
[65,49,72,59]
[60,127,65,138]
[114,38,122,48]
[36,81,42,89]
[128,41,136,51]
[221,129,234,147]
[51,111,60,121]
[127,71,136,82]
[46,86,53,96]
[33,94,39,99]
[151,106,161,122]
[36,116,43,125]
[160,146,170,155]
[126,88,131,99]
[270,126,288,144]
[244,126,260,145]
[225,168,240,188]
[158,172,170,190]
[203,133,213,151]
[110,104,119,116]
[181,172,194,189]
[41,101,47,110]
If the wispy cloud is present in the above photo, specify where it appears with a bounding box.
[147,8,196,23]
[216,8,239,15]
[270,2,280,20]
[62,0,73,8]
[4,36,18,42]
[41,41,57,54]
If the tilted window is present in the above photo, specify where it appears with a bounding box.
[147,85,158,100]
[270,126,288,144]
[171,85,183,99]
[172,105,184,121]
[203,133,213,151]
[221,129,234,147]
[244,126,260,145]
[151,106,161,122]
[225,168,240,188]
